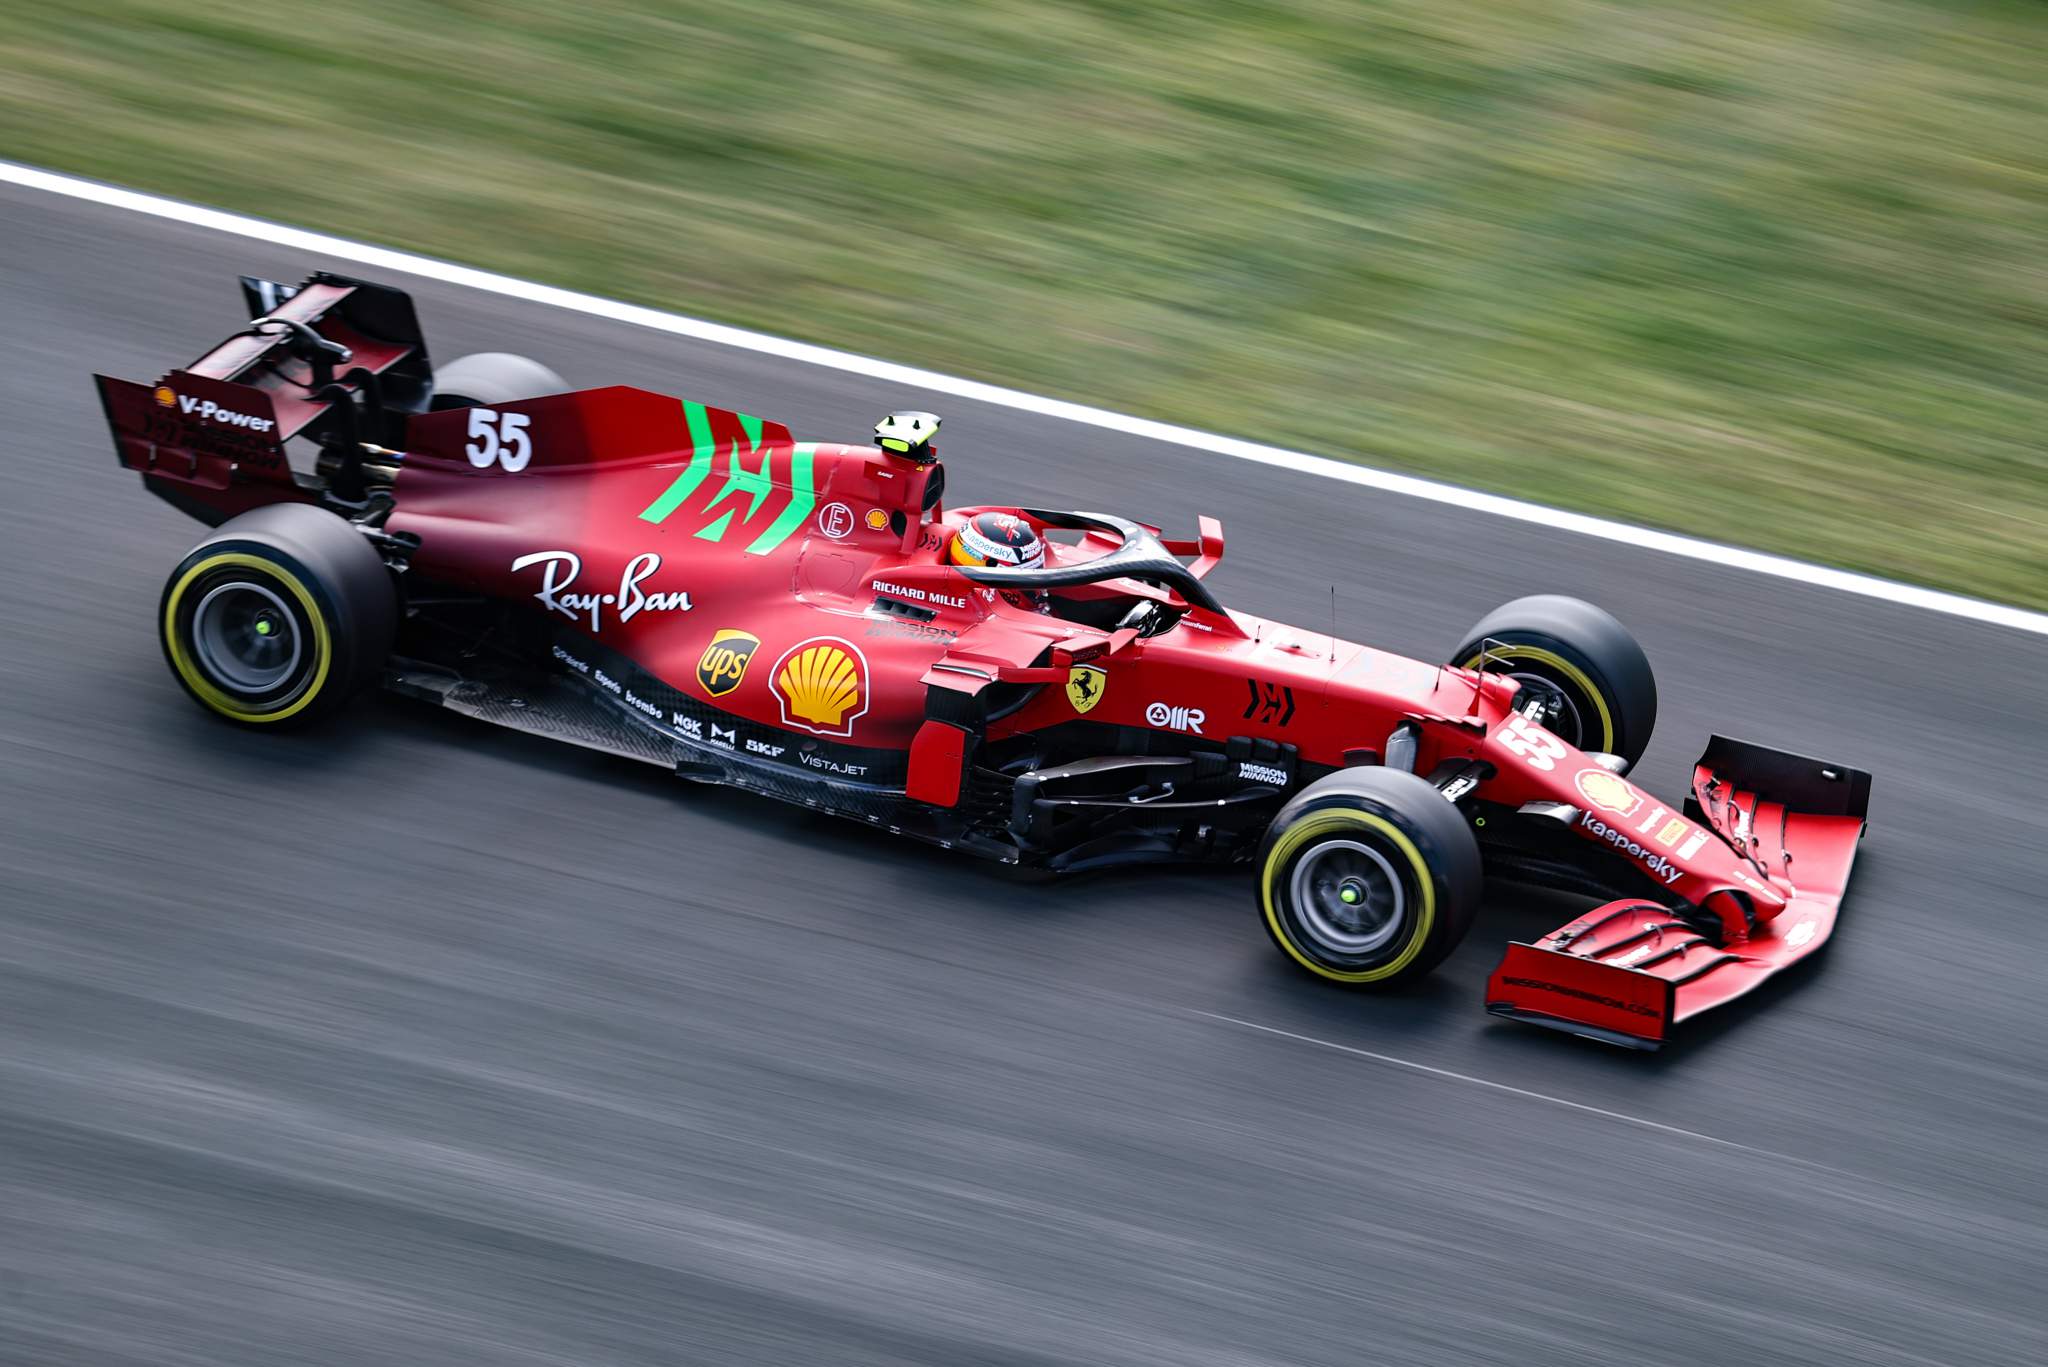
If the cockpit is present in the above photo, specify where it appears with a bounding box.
[859,409,1235,643]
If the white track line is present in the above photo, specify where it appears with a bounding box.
[1190,1011,1829,1166]
[6,158,2043,639]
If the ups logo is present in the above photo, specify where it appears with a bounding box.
[696,628,761,697]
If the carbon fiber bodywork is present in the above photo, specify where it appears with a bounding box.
[388,631,1023,861]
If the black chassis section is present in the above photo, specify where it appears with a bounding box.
[383,605,1297,872]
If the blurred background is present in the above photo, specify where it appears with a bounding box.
[1,0,2042,606]
[4,5,2047,1366]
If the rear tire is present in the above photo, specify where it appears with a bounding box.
[159,505,396,727]
[1449,594,1657,768]
[429,352,566,410]
[1256,768,1482,987]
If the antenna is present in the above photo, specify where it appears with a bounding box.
[1329,585,1338,665]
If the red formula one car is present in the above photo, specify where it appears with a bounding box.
[96,273,1873,1048]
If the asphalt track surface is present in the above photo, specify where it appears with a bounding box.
[2,179,2044,1366]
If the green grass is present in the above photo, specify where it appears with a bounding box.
[4,1,2044,607]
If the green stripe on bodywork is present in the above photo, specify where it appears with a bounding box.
[637,400,716,524]
[635,397,817,556]
[684,399,715,454]
[694,441,776,541]
[744,443,815,555]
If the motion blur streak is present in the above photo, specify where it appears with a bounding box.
[1191,1011,1797,1160]
[5,156,2042,639]
[4,181,2046,1365]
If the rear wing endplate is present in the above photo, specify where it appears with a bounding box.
[93,273,431,524]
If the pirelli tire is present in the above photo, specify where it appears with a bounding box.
[1450,594,1658,769]
[1257,767,1482,987]
[159,504,397,728]
[429,352,567,410]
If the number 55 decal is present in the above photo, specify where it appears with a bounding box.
[1498,710,1567,770]
[465,408,535,472]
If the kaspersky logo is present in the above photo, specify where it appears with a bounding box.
[157,387,277,433]
[1579,810,1683,886]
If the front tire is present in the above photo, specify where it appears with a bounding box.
[159,504,396,727]
[1449,594,1657,768]
[1257,768,1483,986]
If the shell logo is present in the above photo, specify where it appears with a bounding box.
[152,385,177,408]
[771,636,869,736]
[864,508,890,531]
[1574,767,1642,818]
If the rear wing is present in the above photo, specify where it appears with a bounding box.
[94,273,431,524]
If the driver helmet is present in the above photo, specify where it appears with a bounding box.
[949,512,1045,571]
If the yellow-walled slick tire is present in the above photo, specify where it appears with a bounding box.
[1257,768,1482,987]
[1450,594,1658,769]
[159,505,396,728]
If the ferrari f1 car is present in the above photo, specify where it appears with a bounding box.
[95,272,1873,1049]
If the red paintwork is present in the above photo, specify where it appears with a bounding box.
[95,275,423,521]
[183,282,413,438]
[100,283,1869,1048]
[391,389,993,753]
[378,385,1806,937]
[1484,760,1866,1048]
[907,721,967,806]
[95,368,308,521]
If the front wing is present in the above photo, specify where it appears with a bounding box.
[1485,736,1870,1049]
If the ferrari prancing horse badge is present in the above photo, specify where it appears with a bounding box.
[1066,664,1107,714]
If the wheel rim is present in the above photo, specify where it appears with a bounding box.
[1508,671,1586,748]
[192,581,302,694]
[1291,838,1407,955]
